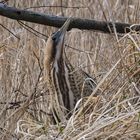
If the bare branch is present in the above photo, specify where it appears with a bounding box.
[0,3,140,33]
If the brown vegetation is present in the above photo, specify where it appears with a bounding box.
[0,0,140,139]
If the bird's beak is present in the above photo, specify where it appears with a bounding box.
[52,18,71,43]
[58,18,71,35]
[52,18,71,59]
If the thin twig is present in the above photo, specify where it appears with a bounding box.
[0,23,20,40]
[18,20,48,39]
[25,5,87,10]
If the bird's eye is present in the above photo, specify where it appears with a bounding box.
[51,33,56,40]
[52,33,56,41]
[52,36,56,41]
[52,31,60,42]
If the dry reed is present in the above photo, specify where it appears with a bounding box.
[0,0,140,139]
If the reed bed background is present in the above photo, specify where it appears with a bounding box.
[0,0,140,139]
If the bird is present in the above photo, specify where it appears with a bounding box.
[44,18,97,123]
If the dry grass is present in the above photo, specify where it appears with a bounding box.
[0,0,140,139]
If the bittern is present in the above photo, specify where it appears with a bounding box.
[44,18,97,123]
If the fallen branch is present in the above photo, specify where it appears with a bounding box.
[0,3,140,33]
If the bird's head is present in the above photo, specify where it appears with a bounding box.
[44,18,71,66]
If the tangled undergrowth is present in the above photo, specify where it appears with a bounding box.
[14,31,140,140]
[0,0,140,140]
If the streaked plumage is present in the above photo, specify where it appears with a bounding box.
[44,18,97,123]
